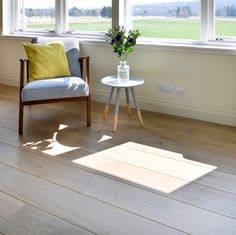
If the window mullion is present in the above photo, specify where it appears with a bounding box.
[55,0,63,34]
[11,0,20,33]
[208,0,215,40]
[200,0,209,43]
[124,0,131,31]
[60,0,68,34]
[112,0,124,28]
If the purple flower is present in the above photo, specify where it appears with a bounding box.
[110,39,115,45]
[106,26,140,59]
[115,33,122,42]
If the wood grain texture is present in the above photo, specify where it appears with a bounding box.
[0,164,184,235]
[1,84,236,234]
[0,192,93,235]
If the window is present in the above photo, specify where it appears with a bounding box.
[7,0,236,45]
[67,0,112,33]
[129,0,201,40]
[19,0,55,32]
[215,0,236,38]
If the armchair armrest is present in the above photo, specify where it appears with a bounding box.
[19,59,29,92]
[79,56,91,94]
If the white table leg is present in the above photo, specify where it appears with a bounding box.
[130,87,144,127]
[125,88,132,115]
[113,88,121,132]
[103,87,115,120]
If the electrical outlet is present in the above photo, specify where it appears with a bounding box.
[175,86,186,95]
[159,84,173,93]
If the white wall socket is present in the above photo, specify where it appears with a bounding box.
[159,84,173,93]
[159,83,186,95]
[175,86,186,95]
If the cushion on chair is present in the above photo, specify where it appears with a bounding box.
[31,37,81,78]
[23,41,71,81]
[21,76,89,102]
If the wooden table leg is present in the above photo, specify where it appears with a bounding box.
[103,87,115,120]
[130,87,144,127]
[125,88,132,115]
[113,88,121,132]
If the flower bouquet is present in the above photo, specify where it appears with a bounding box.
[106,26,140,80]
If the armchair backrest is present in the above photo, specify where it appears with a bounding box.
[31,37,81,78]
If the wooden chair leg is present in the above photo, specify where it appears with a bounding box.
[86,97,91,127]
[19,102,24,135]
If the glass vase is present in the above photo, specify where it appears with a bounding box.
[117,61,129,81]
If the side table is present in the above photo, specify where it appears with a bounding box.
[101,75,144,132]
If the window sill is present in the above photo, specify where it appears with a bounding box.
[81,39,236,56]
[137,40,236,56]
[1,33,236,56]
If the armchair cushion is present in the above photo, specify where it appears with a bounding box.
[21,76,89,102]
[31,37,81,78]
[23,41,71,81]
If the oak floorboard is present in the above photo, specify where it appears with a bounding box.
[1,124,236,195]
[0,192,93,235]
[1,84,236,234]
[0,164,185,235]
[0,96,236,175]
[0,141,236,234]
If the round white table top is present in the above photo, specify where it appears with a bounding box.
[101,76,144,88]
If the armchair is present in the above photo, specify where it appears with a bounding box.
[19,37,91,135]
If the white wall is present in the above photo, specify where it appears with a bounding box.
[1,37,236,126]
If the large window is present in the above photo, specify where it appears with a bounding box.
[8,0,236,45]
[67,0,111,33]
[130,0,201,40]
[19,0,55,32]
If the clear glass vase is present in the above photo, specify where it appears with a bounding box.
[117,61,129,81]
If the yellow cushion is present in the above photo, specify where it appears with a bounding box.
[23,41,71,81]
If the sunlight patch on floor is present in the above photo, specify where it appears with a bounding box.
[22,124,80,156]
[73,142,217,193]
[98,135,112,143]
[42,132,80,156]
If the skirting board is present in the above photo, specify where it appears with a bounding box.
[0,75,19,87]
[1,76,235,127]
[92,88,236,127]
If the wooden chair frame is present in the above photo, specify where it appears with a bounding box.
[19,56,91,135]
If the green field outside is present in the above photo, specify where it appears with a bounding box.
[133,19,200,39]
[27,18,236,39]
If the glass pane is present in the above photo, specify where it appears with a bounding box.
[20,0,55,31]
[130,0,200,40]
[68,0,111,32]
[215,0,236,37]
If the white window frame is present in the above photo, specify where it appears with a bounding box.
[11,0,57,35]
[3,0,236,46]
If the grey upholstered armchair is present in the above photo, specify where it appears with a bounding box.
[19,37,91,135]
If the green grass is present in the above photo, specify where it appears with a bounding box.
[133,19,200,40]
[26,18,236,39]
[215,20,236,37]
[69,22,110,32]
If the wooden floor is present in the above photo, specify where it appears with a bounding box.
[0,84,236,235]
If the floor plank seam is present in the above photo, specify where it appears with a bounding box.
[0,162,190,235]
[122,145,218,170]
[1,160,236,225]
[1,138,236,193]
[3,127,236,179]
[0,190,98,235]
[1,137,236,199]
[80,162,236,197]
[0,126,17,133]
